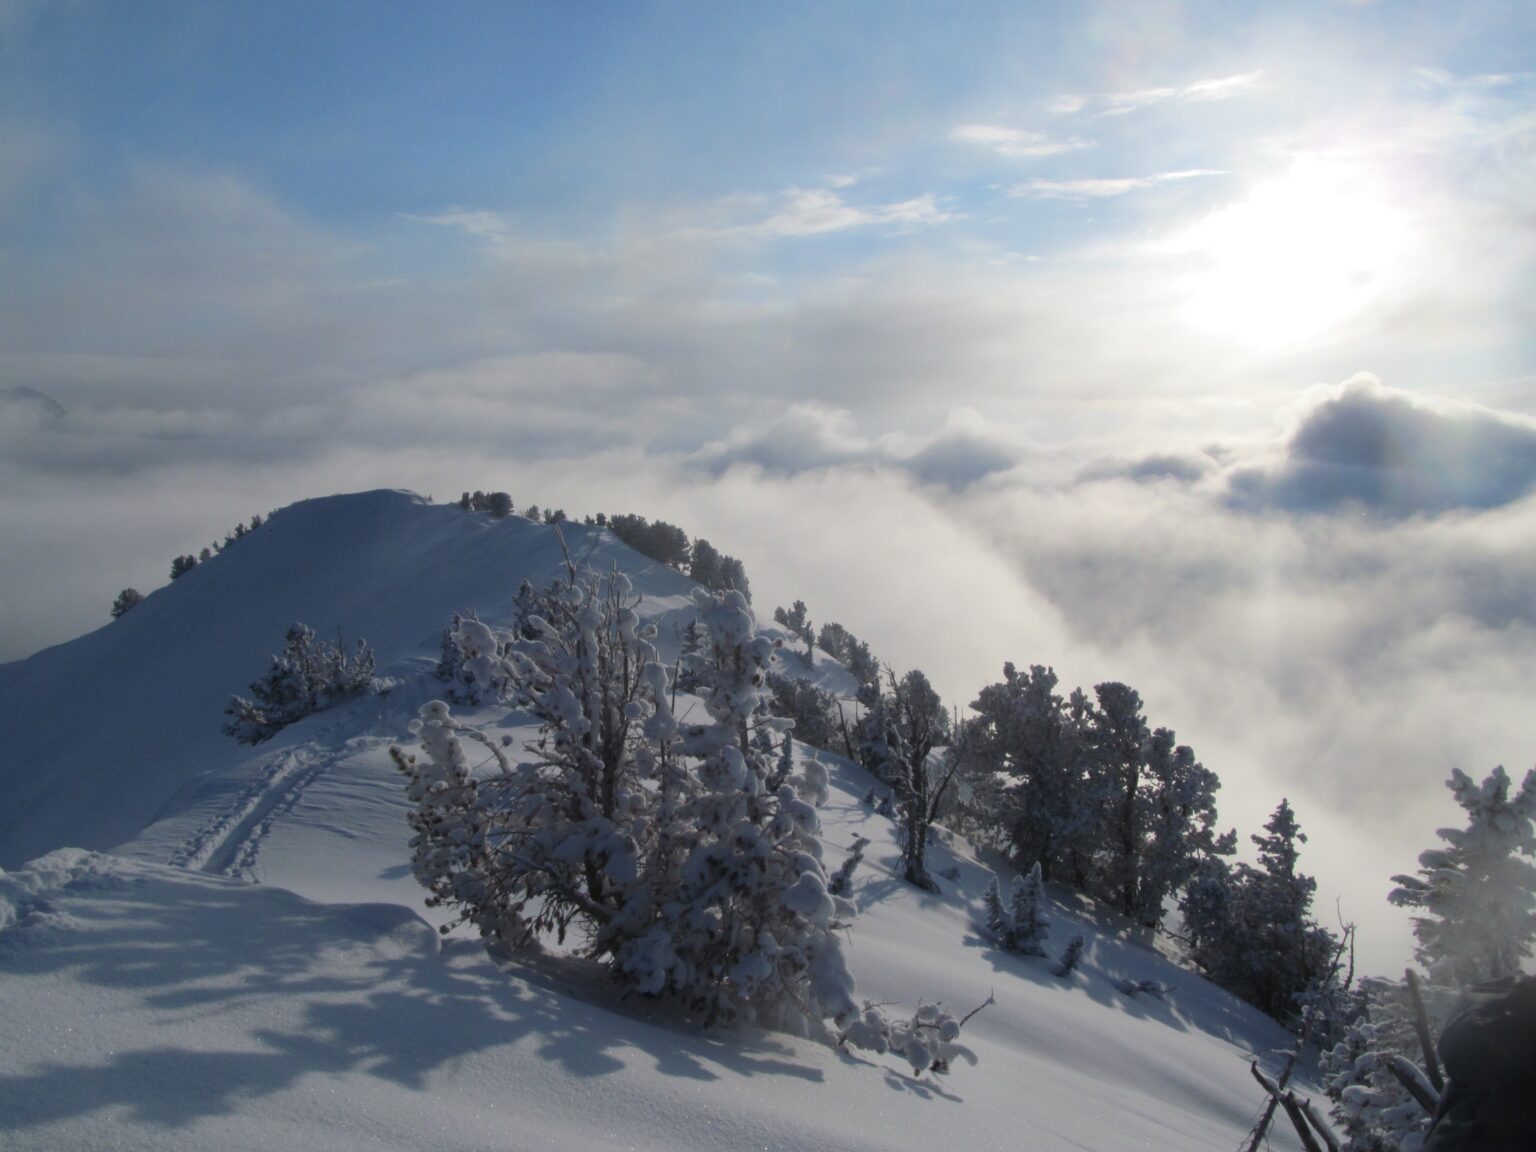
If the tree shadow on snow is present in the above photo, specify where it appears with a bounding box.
[829,1043,964,1104]
[0,864,822,1135]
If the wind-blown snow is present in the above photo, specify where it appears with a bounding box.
[0,490,1310,1150]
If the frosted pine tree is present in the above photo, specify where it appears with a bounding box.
[828,836,869,897]
[394,570,679,955]
[434,611,517,704]
[390,701,511,944]
[984,876,1011,945]
[1321,978,1432,1152]
[225,623,376,743]
[1389,765,1536,985]
[1009,862,1050,956]
[1184,799,1335,1023]
[1087,681,1151,917]
[968,664,1086,884]
[1133,729,1229,928]
[641,587,859,1030]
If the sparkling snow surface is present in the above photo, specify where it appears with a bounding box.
[0,491,1308,1150]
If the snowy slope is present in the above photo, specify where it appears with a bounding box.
[0,490,1310,1151]
[0,491,699,869]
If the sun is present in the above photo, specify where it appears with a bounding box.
[1172,155,1408,350]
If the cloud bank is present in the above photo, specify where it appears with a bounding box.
[1230,375,1536,516]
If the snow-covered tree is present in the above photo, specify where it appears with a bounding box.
[675,617,707,693]
[765,674,838,752]
[984,876,1010,942]
[1087,681,1151,917]
[1321,977,1432,1152]
[860,668,956,892]
[717,555,751,603]
[828,836,870,897]
[967,664,1095,885]
[1190,799,1337,1023]
[1053,935,1086,978]
[395,576,860,1033]
[1009,862,1051,957]
[984,863,1050,956]
[642,587,851,1028]
[225,623,377,744]
[773,600,815,656]
[434,611,516,704]
[1389,765,1536,985]
[1132,728,1228,927]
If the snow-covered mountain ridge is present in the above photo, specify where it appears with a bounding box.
[0,489,1309,1151]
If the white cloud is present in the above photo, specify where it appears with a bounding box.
[951,123,1095,158]
[1054,70,1264,117]
[702,187,957,241]
[403,208,519,245]
[1415,66,1533,90]
[692,403,1024,489]
[1011,169,1224,199]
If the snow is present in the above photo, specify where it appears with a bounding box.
[0,490,1312,1150]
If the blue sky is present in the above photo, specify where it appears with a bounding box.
[3,0,1536,973]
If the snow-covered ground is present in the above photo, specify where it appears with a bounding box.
[0,490,1309,1150]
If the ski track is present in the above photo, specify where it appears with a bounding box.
[168,745,330,880]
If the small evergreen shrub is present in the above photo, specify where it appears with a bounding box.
[224,623,377,744]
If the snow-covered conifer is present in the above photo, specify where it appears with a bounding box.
[676,617,707,691]
[717,555,751,603]
[1321,978,1432,1152]
[828,836,870,897]
[224,623,376,744]
[1197,799,1337,1023]
[1132,729,1226,928]
[644,587,856,1029]
[769,730,795,792]
[434,610,516,705]
[397,578,863,1035]
[859,668,955,892]
[1389,766,1536,985]
[1053,934,1086,978]
[984,876,1010,944]
[967,664,1095,886]
[1087,681,1151,917]
[766,674,838,751]
[1009,862,1051,957]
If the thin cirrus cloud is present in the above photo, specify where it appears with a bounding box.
[1053,70,1265,117]
[1010,169,1225,199]
[414,187,958,249]
[949,124,1095,159]
[685,186,958,242]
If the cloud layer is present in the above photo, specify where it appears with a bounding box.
[1230,375,1536,516]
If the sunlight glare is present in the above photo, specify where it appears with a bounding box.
[1174,156,1408,350]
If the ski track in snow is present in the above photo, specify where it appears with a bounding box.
[167,744,333,879]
